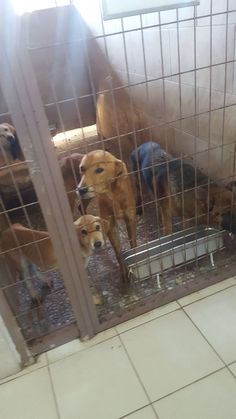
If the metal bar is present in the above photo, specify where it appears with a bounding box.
[25,8,236,50]
[0,1,99,340]
[97,258,236,332]
[39,58,236,102]
[0,286,32,366]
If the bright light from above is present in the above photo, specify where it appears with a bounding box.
[11,0,70,15]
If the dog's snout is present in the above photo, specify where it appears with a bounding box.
[78,186,88,196]
[94,240,102,249]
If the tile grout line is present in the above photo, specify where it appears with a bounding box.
[1,282,235,388]
[117,403,152,419]
[182,306,236,381]
[46,331,119,366]
[0,357,47,387]
[47,363,62,419]
[117,334,161,419]
[177,282,236,308]
[115,306,180,335]
[116,280,236,338]
[118,309,231,409]
[151,365,226,405]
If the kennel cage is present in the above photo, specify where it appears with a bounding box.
[1,0,236,362]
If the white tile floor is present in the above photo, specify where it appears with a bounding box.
[1,277,236,419]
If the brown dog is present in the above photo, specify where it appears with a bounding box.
[0,127,88,222]
[1,214,109,303]
[77,150,136,278]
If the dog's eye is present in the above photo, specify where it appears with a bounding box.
[80,166,85,173]
[81,229,88,235]
[95,167,104,174]
[4,128,8,132]
[95,224,100,231]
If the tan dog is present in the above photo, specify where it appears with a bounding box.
[1,214,108,303]
[77,150,137,279]
[0,123,24,166]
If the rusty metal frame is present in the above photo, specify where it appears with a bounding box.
[0,0,99,358]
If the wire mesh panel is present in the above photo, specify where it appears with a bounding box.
[1,0,236,356]
[0,0,99,357]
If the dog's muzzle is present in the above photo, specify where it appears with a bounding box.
[93,240,102,249]
[78,186,89,196]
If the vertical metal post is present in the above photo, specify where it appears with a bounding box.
[0,260,33,366]
[0,0,99,340]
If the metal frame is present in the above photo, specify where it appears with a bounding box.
[0,0,99,359]
[102,0,200,21]
[0,0,235,358]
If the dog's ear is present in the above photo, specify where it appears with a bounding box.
[115,159,125,177]
[101,218,110,234]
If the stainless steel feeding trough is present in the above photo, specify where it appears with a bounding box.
[122,226,225,282]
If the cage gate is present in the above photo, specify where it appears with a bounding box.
[0,0,99,359]
[1,0,236,360]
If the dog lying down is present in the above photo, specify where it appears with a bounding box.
[1,215,109,304]
[131,141,235,234]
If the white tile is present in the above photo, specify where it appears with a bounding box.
[47,327,117,363]
[0,367,58,419]
[116,302,179,334]
[123,405,156,419]
[50,337,148,419]
[121,310,223,401]
[229,362,236,377]
[154,369,236,419]
[0,353,47,385]
[185,286,236,364]
[178,277,236,306]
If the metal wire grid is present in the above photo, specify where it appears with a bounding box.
[0,0,235,355]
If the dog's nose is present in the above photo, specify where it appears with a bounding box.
[94,241,102,248]
[78,186,88,196]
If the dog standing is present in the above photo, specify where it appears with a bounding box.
[131,142,234,234]
[77,150,137,279]
[130,141,170,213]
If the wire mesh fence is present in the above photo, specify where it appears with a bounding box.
[1,0,236,356]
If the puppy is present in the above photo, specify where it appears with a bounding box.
[0,123,24,165]
[1,214,108,303]
[77,150,136,279]
[131,142,234,234]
